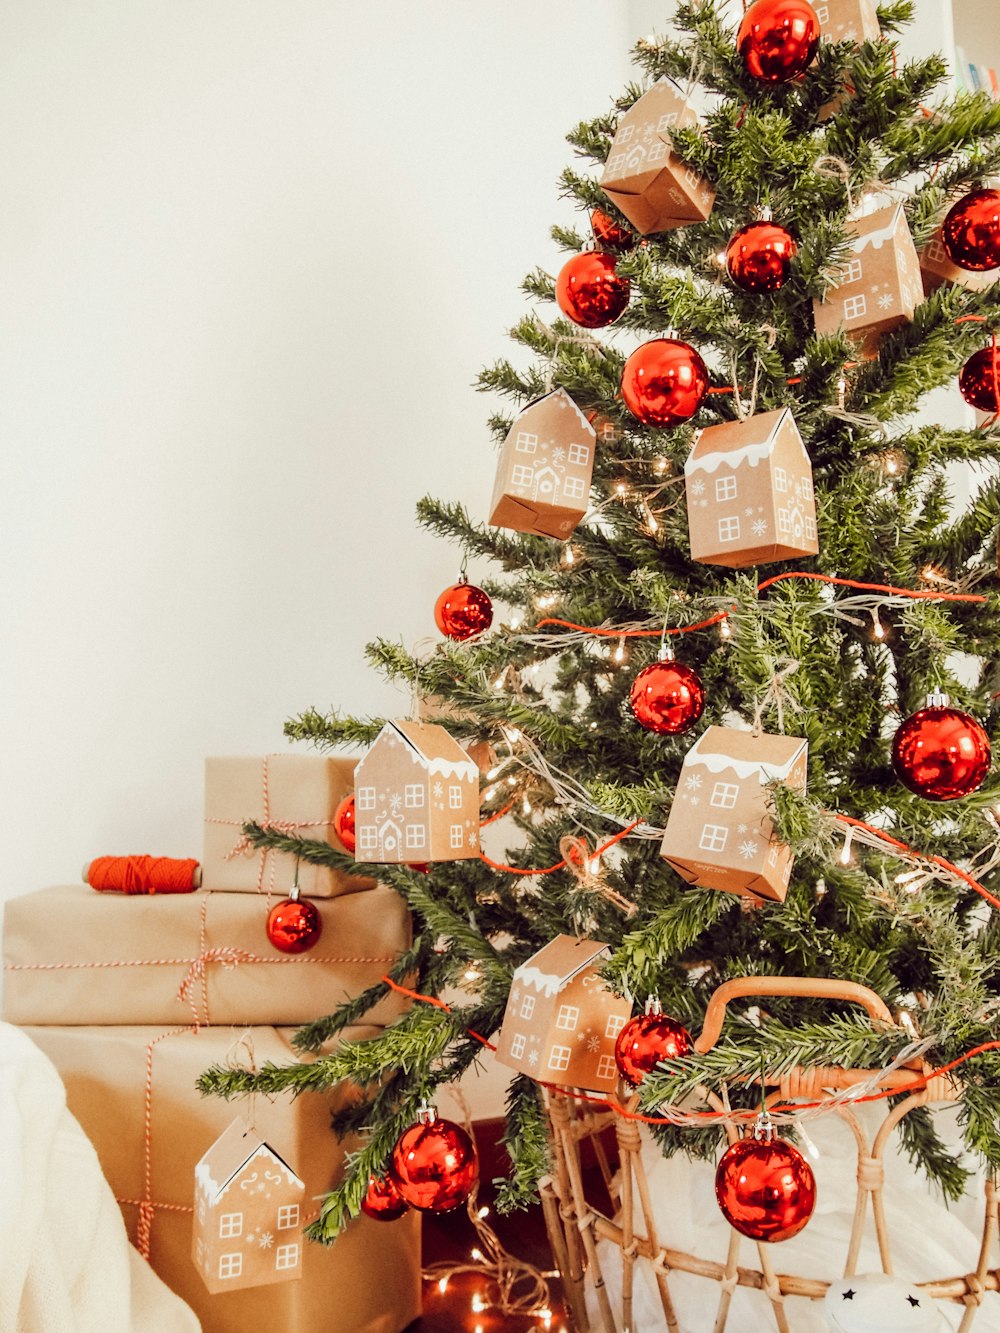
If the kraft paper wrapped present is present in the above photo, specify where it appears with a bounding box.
[3,884,411,1028]
[23,1023,422,1333]
[204,754,375,898]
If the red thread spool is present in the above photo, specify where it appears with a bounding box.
[84,856,201,894]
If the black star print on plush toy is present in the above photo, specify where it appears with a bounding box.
[907,1295,921,1307]
[842,1289,856,1300]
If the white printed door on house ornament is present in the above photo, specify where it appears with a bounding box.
[378,818,403,856]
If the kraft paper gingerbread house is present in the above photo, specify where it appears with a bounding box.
[494,935,632,1093]
[920,227,999,295]
[600,81,715,235]
[816,0,880,43]
[660,727,808,902]
[353,720,480,864]
[489,389,596,540]
[685,408,819,568]
[813,205,923,356]
[193,1118,305,1295]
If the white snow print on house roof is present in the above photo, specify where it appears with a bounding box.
[515,936,609,997]
[683,727,805,784]
[388,720,478,781]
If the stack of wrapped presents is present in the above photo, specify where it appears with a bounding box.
[2,754,421,1333]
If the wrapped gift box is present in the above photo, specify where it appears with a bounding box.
[204,754,375,898]
[23,1023,421,1333]
[3,884,411,1028]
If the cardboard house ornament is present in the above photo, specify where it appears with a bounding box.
[660,726,808,903]
[812,205,924,357]
[815,0,880,43]
[920,226,999,296]
[600,80,715,236]
[193,1118,305,1295]
[489,389,596,540]
[685,408,819,568]
[353,720,480,864]
[494,935,632,1093]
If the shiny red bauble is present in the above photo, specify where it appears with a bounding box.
[891,701,991,801]
[265,894,322,953]
[434,580,493,641]
[591,207,636,254]
[360,1173,409,1222]
[959,345,1000,413]
[620,338,709,427]
[737,0,821,83]
[942,189,1000,271]
[333,793,356,853]
[726,221,798,293]
[629,660,705,735]
[614,1011,693,1087]
[555,250,630,328]
[715,1134,816,1242]
[390,1114,479,1213]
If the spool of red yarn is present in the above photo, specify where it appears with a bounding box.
[83,856,201,894]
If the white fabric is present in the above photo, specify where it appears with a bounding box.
[0,1022,199,1333]
[592,1103,1000,1332]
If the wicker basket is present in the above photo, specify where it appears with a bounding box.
[538,977,998,1333]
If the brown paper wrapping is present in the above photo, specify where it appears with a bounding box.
[24,1023,422,1333]
[3,884,411,1028]
[204,754,375,898]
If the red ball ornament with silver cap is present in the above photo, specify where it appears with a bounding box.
[941,188,1000,272]
[265,883,322,954]
[360,1173,409,1222]
[891,691,991,801]
[737,0,821,84]
[614,997,693,1087]
[620,337,709,427]
[555,247,630,329]
[715,1110,816,1242]
[333,793,356,853]
[629,648,705,736]
[959,343,1000,414]
[390,1103,479,1213]
[434,576,493,641]
[726,215,798,293]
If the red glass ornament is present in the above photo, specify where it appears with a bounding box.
[434,579,493,641]
[390,1110,478,1213]
[406,862,430,873]
[629,660,705,735]
[591,207,636,254]
[737,0,821,83]
[555,250,630,329]
[715,1129,816,1242]
[891,696,990,801]
[360,1173,409,1222]
[942,189,1000,272]
[614,1005,692,1087]
[959,344,1000,413]
[333,793,356,853]
[726,221,798,293]
[620,338,709,427]
[266,892,322,954]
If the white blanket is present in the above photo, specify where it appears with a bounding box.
[0,1022,199,1333]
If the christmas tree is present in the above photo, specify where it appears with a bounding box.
[202,0,1000,1265]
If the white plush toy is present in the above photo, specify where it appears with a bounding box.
[823,1273,945,1332]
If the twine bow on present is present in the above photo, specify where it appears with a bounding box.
[176,945,261,1028]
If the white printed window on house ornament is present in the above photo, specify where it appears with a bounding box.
[768,843,780,865]
[448,785,463,809]
[715,475,737,501]
[718,516,741,542]
[619,124,636,143]
[358,827,377,852]
[596,1054,617,1082]
[710,782,739,810]
[356,787,376,811]
[406,825,426,850]
[515,432,538,453]
[219,1212,243,1239]
[510,1033,526,1059]
[562,476,586,500]
[800,476,813,500]
[774,467,788,493]
[657,112,679,131]
[842,258,864,284]
[605,1013,626,1039]
[844,293,867,320]
[927,238,946,262]
[556,1004,580,1031]
[777,508,793,535]
[699,824,729,853]
[815,4,829,21]
[682,165,701,188]
[520,995,535,1020]
[805,515,817,539]
[404,785,425,808]
[647,141,667,162]
[218,1254,243,1281]
[548,1045,572,1072]
[450,824,464,849]
[511,464,534,488]
[275,1243,300,1272]
[567,443,590,465]
[277,1204,299,1230]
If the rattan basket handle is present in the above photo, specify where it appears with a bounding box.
[693,976,895,1054]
